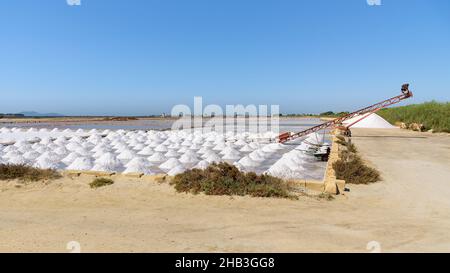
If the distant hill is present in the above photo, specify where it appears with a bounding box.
[19,111,65,117]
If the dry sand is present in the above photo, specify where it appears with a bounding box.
[0,128,449,253]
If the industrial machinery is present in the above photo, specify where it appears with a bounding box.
[277,84,413,143]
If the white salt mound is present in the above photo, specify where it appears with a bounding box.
[117,149,137,160]
[154,144,168,152]
[137,146,154,156]
[222,150,241,160]
[164,150,179,158]
[3,150,22,159]
[167,165,186,176]
[93,153,122,172]
[238,156,260,167]
[8,155,29,165]
[248,150,266,162]
[343,113,395,129]
[34,156,64,170]
[179,153,199,164]
[266,161,300,179]
[204,153,223,163]
[62,152,82,165]
[159,158,182,171]
[147,152,166,163]
[123,163,154,175]
[125,157,150,168]
[22,150,41,160]
[194,160,210,170]
[68,157,94,171]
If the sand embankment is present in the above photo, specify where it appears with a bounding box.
[0,128,449,252]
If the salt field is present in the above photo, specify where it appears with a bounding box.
[0,126,328,180]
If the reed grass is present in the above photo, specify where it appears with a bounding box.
[378,101,450,133]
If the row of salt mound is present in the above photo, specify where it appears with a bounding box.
[265,147,318,179]
[1,128,279,175]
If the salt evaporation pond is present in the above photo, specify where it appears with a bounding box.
[0,127,329,180]
[0,117,325,133]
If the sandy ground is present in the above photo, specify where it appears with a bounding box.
[0,128,449,253]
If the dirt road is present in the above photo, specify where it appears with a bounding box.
[0,128,449,252]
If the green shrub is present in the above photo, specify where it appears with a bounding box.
[171,162,296,199]
[317,193,335,201]
[0,164,61,181]
[333,139,380,185]
[335,136,357,152]
[89,178,114,188]
[378,101,450,133]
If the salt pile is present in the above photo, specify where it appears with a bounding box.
[74,147,91,157]
[213,142,227,151]
[68,157,94,171]
[204,152,223,163]
[54,146,69,156]
[266,160,300,179]
[239,144,253,152]
[248,142,260,149]
[123,164,154,175]
[238,156,260,167]
[117,149,137,161]
[36,151,62,162]
[23,150,41,160]
[125,157,150,168]
[167,165,186,176]
[34,154,64,170]
[164,150,179,158]
[305,133,325,145]
[179,151,199,165]
[132,143,146,151]
[137,146,154,156]
[92,153,122,172]
[234,139,247,146]
[221,149,241,161]
[194,160,210,170]
[3,150,22,160]
[197,146,210,154]
[265,148,319,179]
[62,152,82,165]
[147,152,167,163]
[159,158,182,171]
[123,158,154,174]
[154,144,168,152]
[8,155,28,165]
[343,113,396,129]
[248,150,267,162]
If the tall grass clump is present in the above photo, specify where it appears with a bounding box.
[171,162,297,199]
[378,101,450,133]
[0,164,61,181]
[332,139,380,185]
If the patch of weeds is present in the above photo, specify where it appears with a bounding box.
[335,135,347,146]
[332,139,380,185]
[0,164,61,182]
[89,177,114,188]
[317,193,335,201]
[171,162,297,199]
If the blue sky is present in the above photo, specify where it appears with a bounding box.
[0,0,449,116]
